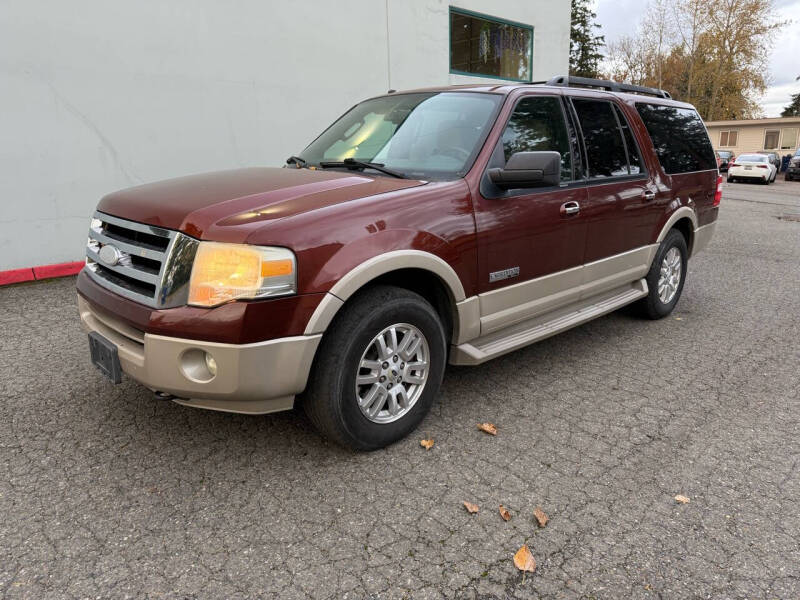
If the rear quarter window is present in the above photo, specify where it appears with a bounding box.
[635,104,716,174]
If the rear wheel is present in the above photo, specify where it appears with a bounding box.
[303,285,446,450]
[636,229,688,320]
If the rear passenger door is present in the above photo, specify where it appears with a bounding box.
[473,94,589,334]
[569,97,661,295]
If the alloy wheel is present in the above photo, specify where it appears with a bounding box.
[355,323,430,424]
[657,247,682,304]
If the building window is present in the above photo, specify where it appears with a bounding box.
[449,7,533,83]
[780,128,798,150]
[719,130,738,147]
[764,129,780,150]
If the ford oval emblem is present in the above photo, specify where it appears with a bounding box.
[98,244,122,266]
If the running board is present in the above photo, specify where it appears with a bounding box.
[450,279,648,366]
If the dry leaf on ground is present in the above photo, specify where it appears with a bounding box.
[513,545,536,572]
[499,505,511,521]
[477,422,498,436]
[420,438,434,450]
[675,494,690,504]
[533,507,548,527]
[462,501,479,514]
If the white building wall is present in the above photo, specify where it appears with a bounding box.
[0,0,570,270]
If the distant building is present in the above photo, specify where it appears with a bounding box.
[705,116,800,155]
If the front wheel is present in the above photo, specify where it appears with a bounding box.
[636,229,688,320]
[303,285,446,450]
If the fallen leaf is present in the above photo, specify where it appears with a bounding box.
[499,505,511,521]
[420,438,434,450]
[675,317,683,321]
[477,422,498,436]
[675,494,690,504]
[533,507,548,528]
[462,501,479,514]
[513,544,536,572]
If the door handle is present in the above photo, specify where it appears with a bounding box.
[642,190,656,201]
[560,201,580,216]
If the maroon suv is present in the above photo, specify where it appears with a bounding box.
[78,76,720,449]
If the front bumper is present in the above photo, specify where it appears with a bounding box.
[78,295,321,414]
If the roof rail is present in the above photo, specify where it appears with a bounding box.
[545,75,671,99]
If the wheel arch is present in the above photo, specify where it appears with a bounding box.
[656,207,698,257]
[303,250,467,342]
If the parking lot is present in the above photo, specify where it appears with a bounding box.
[1,179,799,599]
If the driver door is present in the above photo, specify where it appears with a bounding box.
[473,94,588,335]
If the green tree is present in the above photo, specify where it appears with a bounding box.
[781,92,800,117]
[570,0,605,78]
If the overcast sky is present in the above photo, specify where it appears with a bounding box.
[594,0,800,117]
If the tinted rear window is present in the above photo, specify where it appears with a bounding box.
[635,104,716,174]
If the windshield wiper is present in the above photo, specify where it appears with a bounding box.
[286,155,307,167]
[318,158,407,179]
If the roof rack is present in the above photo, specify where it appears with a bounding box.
[545,75,671,99]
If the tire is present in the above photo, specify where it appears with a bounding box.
[728,176,735,183]
[636,229,688,320]
[303,285,446,450]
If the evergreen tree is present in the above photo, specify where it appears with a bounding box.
[781,92,800,117]
[570,0,605,78]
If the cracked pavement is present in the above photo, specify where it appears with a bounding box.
[2,180,800,599]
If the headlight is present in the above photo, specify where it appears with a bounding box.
[188,242,296,307]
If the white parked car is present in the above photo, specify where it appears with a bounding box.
[727,153,777,184]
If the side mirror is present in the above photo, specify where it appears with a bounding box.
[488,151,561,190]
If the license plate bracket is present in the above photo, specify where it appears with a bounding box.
[88,332,122,384]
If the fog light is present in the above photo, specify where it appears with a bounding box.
[180,348,217,383]
[204,353,217,377]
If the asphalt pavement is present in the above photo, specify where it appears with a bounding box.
[2,179,799,599]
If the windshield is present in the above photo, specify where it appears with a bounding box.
[298,92,503,180]
[738,154,767,162]
[717,151,732,158]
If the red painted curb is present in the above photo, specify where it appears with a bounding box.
[1,261,84,286]
[32,261,85,280]
[0,268,36,286]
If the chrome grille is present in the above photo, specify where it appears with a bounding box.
[85,212,199,308]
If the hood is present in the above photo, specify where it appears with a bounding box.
[97,167,425,239]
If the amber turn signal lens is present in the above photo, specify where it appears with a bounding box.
[261,258,294,278]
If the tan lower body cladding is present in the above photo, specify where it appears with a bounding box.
[78,295,321,414]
